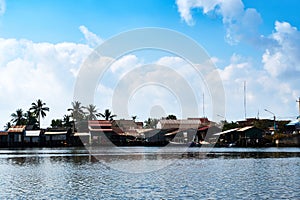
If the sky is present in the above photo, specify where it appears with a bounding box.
[0,0,300,128]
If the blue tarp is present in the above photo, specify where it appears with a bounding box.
[286,120,300,126]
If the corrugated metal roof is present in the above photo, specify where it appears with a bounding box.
[0,131,8,136]
[159,119,201,125]
[74,132,90,137]
[213,128,239,136]
[44,131,67,135]
[8,125,26,133]
[25,130,41,137]
[237,126,254,132]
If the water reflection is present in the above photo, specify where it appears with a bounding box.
[0,147,299,199]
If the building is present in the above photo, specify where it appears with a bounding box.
[0,131,8,147]
[24,130,42,146]
[214,126,264,147]
[7,125,26,147]
[44,129,69,146]
[285,119,300,134]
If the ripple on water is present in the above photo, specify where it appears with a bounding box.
[0,148,299,199]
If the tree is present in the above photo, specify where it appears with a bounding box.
[30,99,50,128]
[132,115,137,122]
[144,118,158,128]
[62,115,73,128]
[51,119,63,128]
[166,114,177,120]
[222,121,239,131]
[11,108,26,125]
[84,104,98,120]
[67,101,85,122]
[25,110,38,126]
[4,122,11,131]
[99,109,117,121]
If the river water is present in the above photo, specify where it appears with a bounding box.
[0,147,299,199]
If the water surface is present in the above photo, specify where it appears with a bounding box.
[0,147,299,199]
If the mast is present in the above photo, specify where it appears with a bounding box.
[244,81,247,119]
[297,97,300,116]
[203,93,205,117]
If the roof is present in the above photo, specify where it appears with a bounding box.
[159,119,201,125]
[0,131,8,136]
[74,132,90,137]
[213,128,239,136]
[44,131,67,135]
[25,130,41,137]
[198,126,209,131]
[89,120,112,126]
[237,126,255,132]
[8,125,26,133]
[286,120,300,126]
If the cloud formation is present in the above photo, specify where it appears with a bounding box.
[79,25,102,48]
[176,0,262,44]
[0,35,92,128]
[263,21,300,78]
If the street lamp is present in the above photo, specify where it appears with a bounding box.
[264,109,276,131]
[217,114,226,121]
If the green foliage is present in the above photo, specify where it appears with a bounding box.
[84,104,98,120]
[166,114,177,120]
[67,101,85,122]
[144,118,158,128]
[222,121,238,131]
[99,109,117,121]
[30,99,50,128]
[51,119,63,128]
[11,108,27,125]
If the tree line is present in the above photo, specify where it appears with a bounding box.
[4,100,117,131]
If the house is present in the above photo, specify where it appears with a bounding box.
[164,125,221,145]
[214,126,264,147]
[0,131,8,147]
[44,129,69,146]
[285,119,300,134]
[72,132,91,146]
[24,130,42,146]
[113,120,139,136]
[7,125,26,147]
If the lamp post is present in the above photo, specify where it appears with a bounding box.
[264,109,276,131]
[217,114,226,122]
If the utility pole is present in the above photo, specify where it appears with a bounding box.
[297,97,300,116]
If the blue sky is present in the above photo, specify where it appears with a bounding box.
[0,0,300,128]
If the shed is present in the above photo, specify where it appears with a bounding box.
[0,131,8,147]
[8,125,26,146]
[24,130,41,144]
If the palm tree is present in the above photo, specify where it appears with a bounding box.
[30,99,50,128]
[132,115,137,122]
[99,109,117,121]
[84,104,98,120]
[11,108,26,125]
[62,115,73,128]
[4,122,11,131]
[67,101,85,121]
[25,110,38,126]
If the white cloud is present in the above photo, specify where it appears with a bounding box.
[218,54,299,121]
[0,0,5,15]
[79,25,102,48]
[263,21,300,78]
[0,36,93,128]
[176,0,262,44]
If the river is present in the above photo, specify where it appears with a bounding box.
[0,147,299,199]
